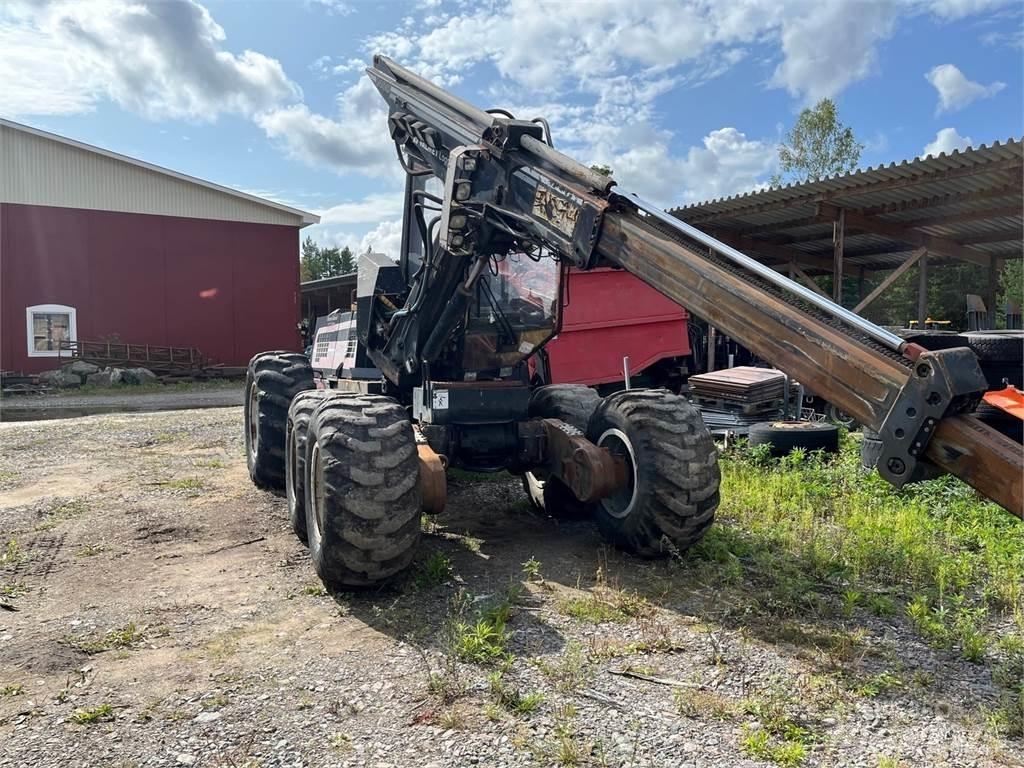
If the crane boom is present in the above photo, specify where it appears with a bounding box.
[365,55,1022,518]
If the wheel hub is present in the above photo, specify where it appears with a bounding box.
[247,382,260,459]
[286,427,298,510]
[308,441,325,548]
[596,428,638,519]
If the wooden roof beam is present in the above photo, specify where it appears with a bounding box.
[708,228,859,274]
[898,204,1022,229]
[815,203,990,266]
[857,178,1022,217]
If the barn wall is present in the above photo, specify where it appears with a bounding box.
[1,203,301,374]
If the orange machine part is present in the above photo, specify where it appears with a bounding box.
[983,385,1024,421]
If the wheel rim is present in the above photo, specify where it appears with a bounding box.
[596,428,638,519]
[308,441,324,548]
[247,382,260,460]
[286,426,298,510]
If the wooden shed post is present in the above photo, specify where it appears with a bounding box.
[986,256,1000,329]
[917,253,929,327]
[833,208,845,305]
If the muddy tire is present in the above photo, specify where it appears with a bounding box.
[524,384,601,518]
[528,384,601,431]
[304,395,421,589]
[245,352,314,489]
[748,420,839,456]
[286,389,352,543]
[585,389,720,557]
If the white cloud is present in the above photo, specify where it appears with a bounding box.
[0,0,300,121]
[319,192,404,226]
[769,2,899,102]
[306,0,354,15]
[255,77,395,178]
[676,128,777,204]
[926,0,1014,19]
[925,63,1005,113]
[922,127,973,157]
[359,219,403,259]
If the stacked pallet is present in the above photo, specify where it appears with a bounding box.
[687,366,786,433]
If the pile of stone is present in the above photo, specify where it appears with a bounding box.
[38,360,159,389]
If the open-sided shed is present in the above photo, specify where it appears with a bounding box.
[671,140,1022,326]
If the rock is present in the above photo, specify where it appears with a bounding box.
[66,360,100,377]
[85,370,113,388]
[108,368,128,386]
[134,367,158,384]
[194,711,222,723]
[39,369,81,388]
[175,755,195,766]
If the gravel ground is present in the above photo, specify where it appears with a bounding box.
[0,385,243,422]
[0,408,1020,768]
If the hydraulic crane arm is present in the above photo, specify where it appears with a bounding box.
[365,55,1023,518]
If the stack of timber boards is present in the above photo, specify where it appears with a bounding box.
[688,366,785,433]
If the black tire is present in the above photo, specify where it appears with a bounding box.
[860,428,883,470]
[748,420,839,456]
[304,395,421,589]
[245,352,314,489]
[824,402,857,428]
[524,384,602,518]
[528,384,601,431]
[585,389,720,557]
[975,402,1024,443]
[964,331,1024,362]
[286,389,352,543]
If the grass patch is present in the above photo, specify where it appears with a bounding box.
[36,498,89,531]
[557,579,653,625]
[1,683,25,696]
[850,671,903,698]
[64,622,145,654]
[301,584,328,597]
[74,543,106,558]
[414,551,453,589]
[0,539,27,567]
[488,670,542,715]
[683,437,1022,710]
[741,726,808,767]
[675,687,740,720]
[739,687,814,766]
[69,703,114,725]
[0,581,29,598]
[160,477,205,492]
[447,584,521,665]
[196,458,227,469]
[534,642,592,693]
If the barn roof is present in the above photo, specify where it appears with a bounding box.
[0,118,319,228]
[670,139,1022,275]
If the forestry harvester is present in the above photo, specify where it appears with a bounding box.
[245,56,1022,589]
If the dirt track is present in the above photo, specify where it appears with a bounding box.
[0,408,1019,768]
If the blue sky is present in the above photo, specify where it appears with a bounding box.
[1,0,1021,256]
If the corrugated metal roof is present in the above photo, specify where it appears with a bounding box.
[671,139,1022,273]
[0,118,319,228]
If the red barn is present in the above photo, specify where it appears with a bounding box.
[0,118,319,374]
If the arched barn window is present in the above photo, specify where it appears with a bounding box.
[26,304,77,357]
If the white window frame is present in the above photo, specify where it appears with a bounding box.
[26,304,77,358]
